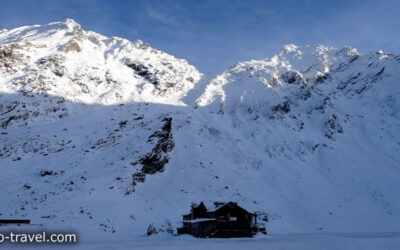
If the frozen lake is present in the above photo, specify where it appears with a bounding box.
[6,232,400,250]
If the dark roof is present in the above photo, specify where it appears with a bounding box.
[192,201,255,214]
[212,202,255,215]
[208,201,235,212]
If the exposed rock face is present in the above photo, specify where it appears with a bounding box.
[325,113,344,139]
[130,117,175,193]
[64,41,81,53]
[282,70,305,85]
[140,117,175,174]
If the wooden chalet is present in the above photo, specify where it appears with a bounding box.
[177,201,266,238]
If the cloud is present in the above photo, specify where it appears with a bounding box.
[147,8,177,26]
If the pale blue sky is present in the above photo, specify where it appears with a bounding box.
[0,0,399,74]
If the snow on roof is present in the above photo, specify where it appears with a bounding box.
[199,201,241,212]
[183,218,216,223]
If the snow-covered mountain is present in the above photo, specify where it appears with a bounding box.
[1,19,399,240]
[0,18,201,127]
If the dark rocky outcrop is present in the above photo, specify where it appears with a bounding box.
[315,73,331,84]
[348,55,359,63]
[375,67,385,76]
[37,54,66,77]
[0,43,24,72]
[126,62,154,82]
[270,101,291,118]
[129,117,175,193]
[281,71,305,85]
[325,114,344,139]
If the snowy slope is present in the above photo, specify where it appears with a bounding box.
[0,20,399,242]
[191,44,400,233]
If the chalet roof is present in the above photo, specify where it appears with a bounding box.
[192,201,228,211]
[188,201,256,216]
[207,201,237,212]
[196,201,254,214]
